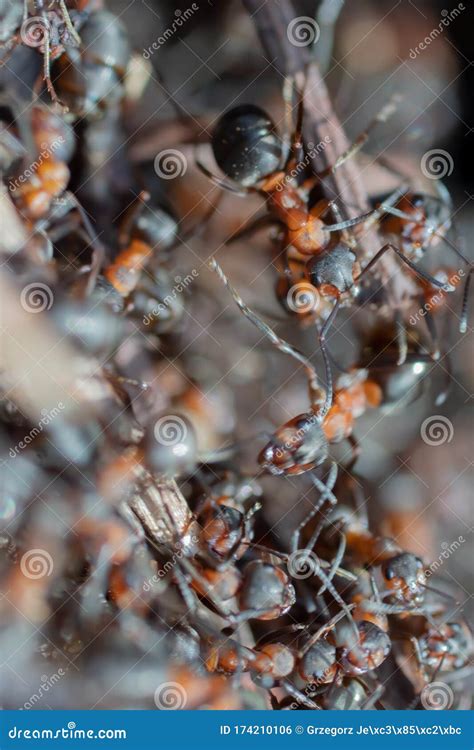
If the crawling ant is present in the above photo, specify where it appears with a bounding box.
[200,90,452,352]
[52,7,130,118]
[5,101,104,281]
[307,503,428,611]
[210,258,382,477]
[391,614,472,693]
[2,1,84,103]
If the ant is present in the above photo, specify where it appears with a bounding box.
[199,88,452,352]
[1,1,84,103]
[210,257,379,477]
[306,503,428,612]
[52,7,130,118]
[100,192,219,332]
[5,100,104,281]
[391,614,472,693]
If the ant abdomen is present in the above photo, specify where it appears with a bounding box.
[258,413,329,476]
[211,104,282,187]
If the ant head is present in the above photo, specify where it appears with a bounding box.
[298,639,337,683]
[258,412,329,476]
[382,552,426,604]
[127,203,178,252]
[338,621,391,675]
[307,244,357,297]
[257,643,295,678]
[211,104,282,187]
[238,560,295,620]
[199,503,246,563]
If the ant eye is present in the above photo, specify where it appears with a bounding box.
[212,104,282,186]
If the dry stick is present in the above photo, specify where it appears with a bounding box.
[242,0,418,304]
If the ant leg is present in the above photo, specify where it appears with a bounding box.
[280,679,321,709]
[290,463,338,554]
[61,191,105,291]
[196,159,255,197]
[319,96,400,178]
[316,530,346,595]
[209,257,326,410]
[58,0,81,45]
[224,214,282,246]
[299,608,352,657]
[361,682,385,709]
[355,243,456,292]
[318,300,340,417]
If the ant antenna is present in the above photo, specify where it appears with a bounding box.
[209,257,327,412]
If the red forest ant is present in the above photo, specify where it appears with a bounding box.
[209,257,379,477]
[199,87,453,350]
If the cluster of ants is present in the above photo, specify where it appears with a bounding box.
[0,0,471,711]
